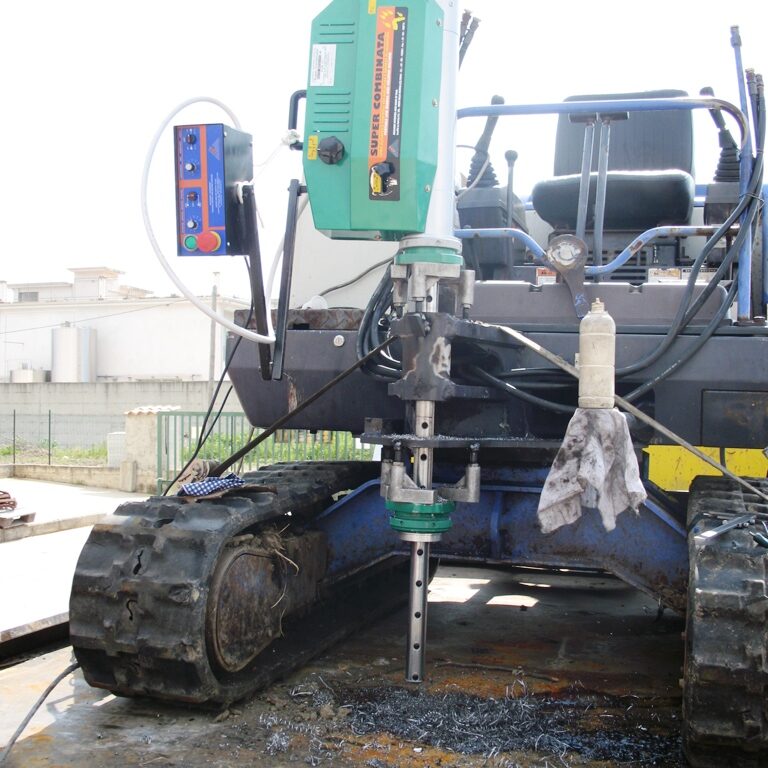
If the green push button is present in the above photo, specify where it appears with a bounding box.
[183,235,198,250]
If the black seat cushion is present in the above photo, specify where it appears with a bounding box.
[532,170,695,230]
[532,90,695,231]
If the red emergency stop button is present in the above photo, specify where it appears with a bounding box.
[196,230,222,253]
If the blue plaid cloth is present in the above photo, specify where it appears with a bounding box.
[179,473,245,497]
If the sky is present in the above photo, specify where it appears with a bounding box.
[1,0,765,300]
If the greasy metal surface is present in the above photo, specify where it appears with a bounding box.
[228,330,402,432]
[237,307,365,332]
[701,389,768,448]
[230,321,768,449]
[206,532,326,673]
[2,565,686,767]
[207,544,282,673]
[388,312,508,402]
[314,477,687,611]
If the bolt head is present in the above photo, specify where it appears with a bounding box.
[333,334,345,347]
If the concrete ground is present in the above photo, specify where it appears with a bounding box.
[0,565,686,767]
[0,479,148,641]
[0,477,146,534]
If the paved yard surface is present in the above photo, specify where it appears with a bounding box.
[1,565,686,767]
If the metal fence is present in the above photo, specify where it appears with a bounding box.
[0,410,125,465]
[156,411,374,493]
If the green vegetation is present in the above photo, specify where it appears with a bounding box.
[184,431,374,470]
[0,441,108,466]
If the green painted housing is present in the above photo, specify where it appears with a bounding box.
[304,0,443,241]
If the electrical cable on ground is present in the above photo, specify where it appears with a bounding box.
[0,662,80,766]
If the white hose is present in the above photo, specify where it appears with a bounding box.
[140,96,276,344]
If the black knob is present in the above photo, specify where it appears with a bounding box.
[317,136,345,164]
[185,133,197,145]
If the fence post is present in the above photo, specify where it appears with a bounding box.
[12,409,16,465]
[48,409,52,465]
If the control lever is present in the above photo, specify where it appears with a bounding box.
[700,86,740,182]
[466,94,504,188]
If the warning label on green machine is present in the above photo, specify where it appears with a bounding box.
[369,6,407,200]
[310,44,336,87]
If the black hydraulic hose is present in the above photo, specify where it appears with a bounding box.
[677,98,763,329]
[617,111,765,377]
[211,337,397,476]
[470,365,576,414]
[680,203,759,326]
[495,379,573,391]
[623,278,739,402]
[458,17,479,67]
[357,270,385,354]
[617,202,747,377]
[496,366,564,376]
[357,268,401,380]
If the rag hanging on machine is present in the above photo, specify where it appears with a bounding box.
[537,407,646,534]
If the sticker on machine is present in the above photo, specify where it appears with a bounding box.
[369,6,407,200]
[310,44,336,87]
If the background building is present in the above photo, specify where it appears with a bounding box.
[0,266,248,415]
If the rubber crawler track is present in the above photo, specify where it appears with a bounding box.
[69,461,401,706]
[684,476,768,767]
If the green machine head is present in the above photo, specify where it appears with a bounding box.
[303,0,444,241]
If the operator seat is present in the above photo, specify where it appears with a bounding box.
[531,90,695,232]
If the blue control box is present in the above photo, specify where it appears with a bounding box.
[173,124,253,256]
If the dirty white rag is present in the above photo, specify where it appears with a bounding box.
[537,408,646,533]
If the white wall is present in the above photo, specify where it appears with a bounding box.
[0,296,248,381]
[12,283,73,302]
[1,381,244,415]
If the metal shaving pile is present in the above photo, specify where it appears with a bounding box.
[336,685,682,766]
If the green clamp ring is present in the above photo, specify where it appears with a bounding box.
[395,246,463,266]
[386,499,454,534]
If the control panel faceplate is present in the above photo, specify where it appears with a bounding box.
[173,123,253,256]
